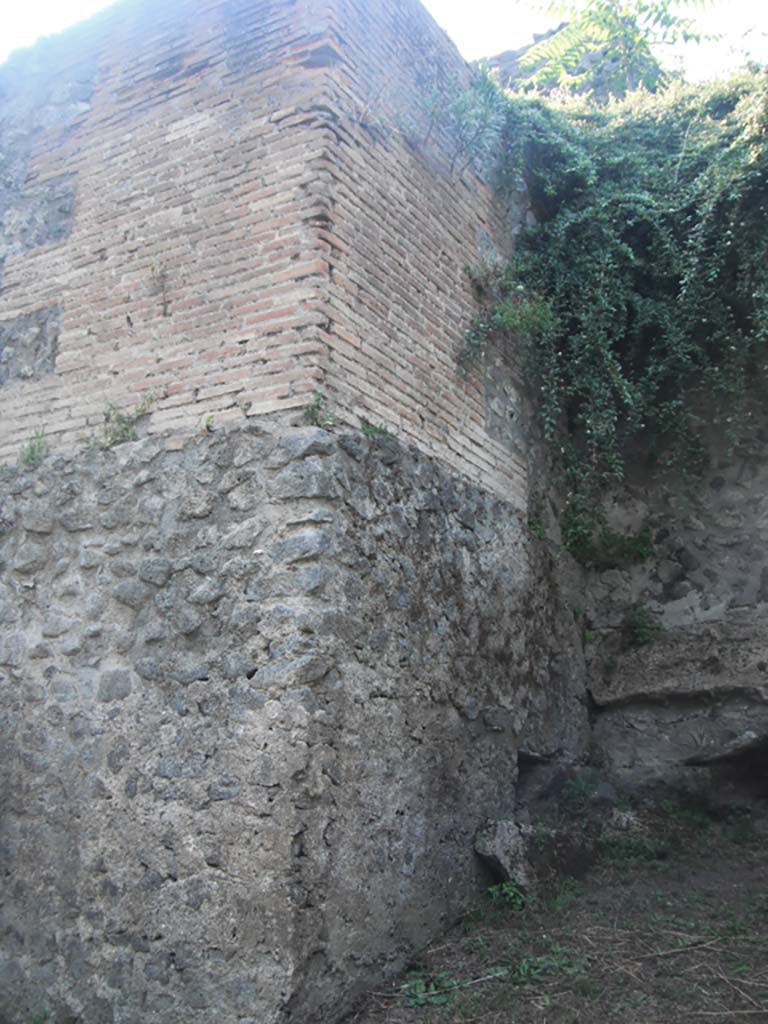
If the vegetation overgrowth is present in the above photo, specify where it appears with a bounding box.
[510,0,715,98]
[460,47,768,557]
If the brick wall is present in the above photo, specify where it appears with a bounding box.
[0,0,527,505]
[0,0,332,459]
[317,0,527,504]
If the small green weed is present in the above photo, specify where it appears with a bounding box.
[529,515,545,539]
[360,417,395,438]
[599,834,661,864]
[458,315,492,372]
[488,881,527,911]
[399,972,460,1007]
[568,522,654,569]
[510,943,586,984]
[304,390,336,428]
[462,934,488,958]
[95,397,152,449]
[561,771,598,810]
[19,429,48,467]
[548,877,584,913]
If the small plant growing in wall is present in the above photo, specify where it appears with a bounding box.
[360,417,395,438]
[304,390,336,428]
[566,521,654,570]
[92,397,153,450]
[622,605,664,649]
[528,496,547,540]
[19,428,48,467]
[488,880,527,911]
[445,66,506,177]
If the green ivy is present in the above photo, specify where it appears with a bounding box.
[466,68,768,555]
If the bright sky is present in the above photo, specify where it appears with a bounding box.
[1,0,767,76]
[433,1,768,77]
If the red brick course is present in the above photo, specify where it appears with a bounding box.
[0,0,527,504]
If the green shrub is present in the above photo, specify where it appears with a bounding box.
[488,880,527,911]
[461,69,768,554]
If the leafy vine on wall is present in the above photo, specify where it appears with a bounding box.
[460,65,768,558]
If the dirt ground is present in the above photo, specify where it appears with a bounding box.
[349,802,768,1024]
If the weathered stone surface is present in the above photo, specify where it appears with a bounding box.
[586,445,768,686]
[0,307,61,385]
[12,541,48,573]
[111,579,150,610]
[265,428,336,469]
[591,618,768,706]
[97,669,133,702]
[683,729,768,765]
[138,557,173,586]
[272,527,331,564]
[474,820,532,889]
[593,695,768,794]
[585,441,768,793]
[0,424,586,1024]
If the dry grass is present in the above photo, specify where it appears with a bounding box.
[351,806,768,1024]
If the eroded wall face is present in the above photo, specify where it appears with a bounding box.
[0,0,335,463]
[278,431,587,1019]
[584,445,768,793]
[0,428,586,1023]
[0,429,312,1023]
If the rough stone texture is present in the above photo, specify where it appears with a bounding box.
[591,696,768,797]
[474,820,532,889]
[0,308,60,384]
[0,424,587,1023]
[585,442,768,792]
[0,0,526,505]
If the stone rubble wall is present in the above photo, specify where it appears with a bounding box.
[0,424,588,1024]
[0,0,555,1020]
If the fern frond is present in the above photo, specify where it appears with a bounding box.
[517,12,615,74]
